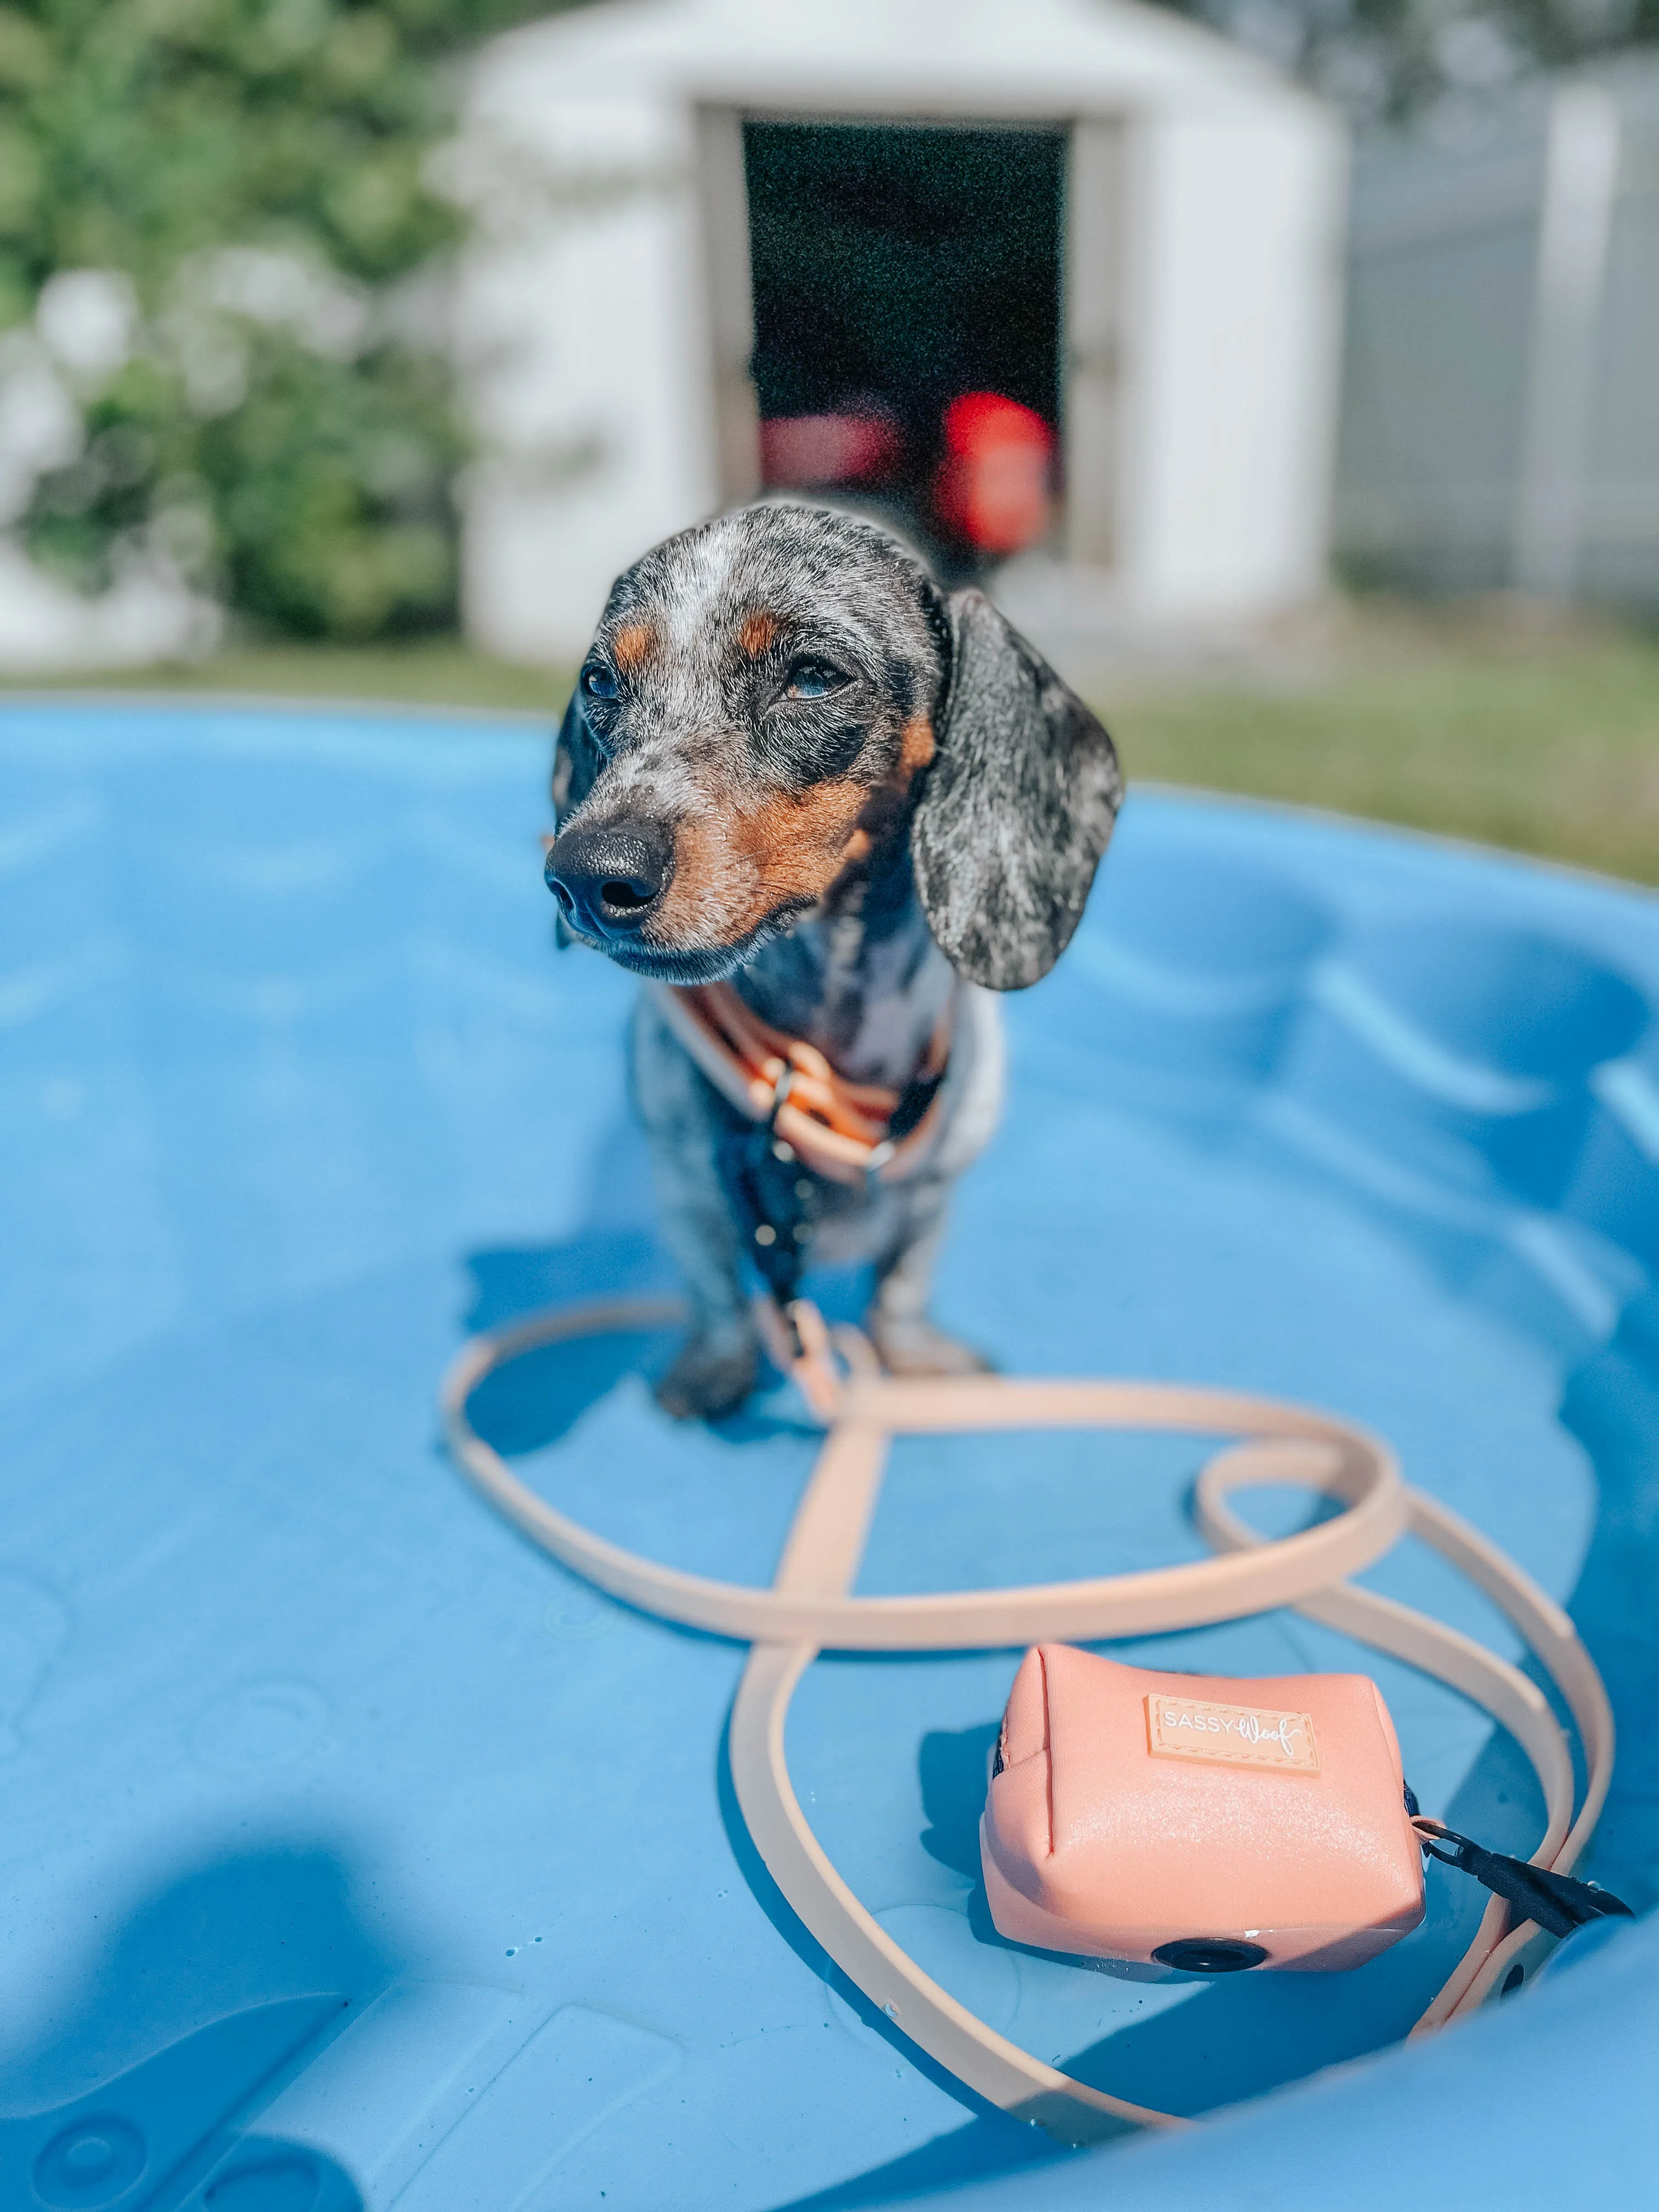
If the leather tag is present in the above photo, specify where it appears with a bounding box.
[1145,1692,1320,1774]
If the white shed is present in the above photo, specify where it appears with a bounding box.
[450,0,1346,661]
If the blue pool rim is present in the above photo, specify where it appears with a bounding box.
[1,697,1654,2211]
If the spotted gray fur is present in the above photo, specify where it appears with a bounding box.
[913,587,1125,991]
[545,501,1121,1419]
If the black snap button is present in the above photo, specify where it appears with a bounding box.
[1153,1938,1269,1973]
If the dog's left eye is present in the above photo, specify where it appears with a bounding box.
[582,664,619,701]
[785,659,849,700]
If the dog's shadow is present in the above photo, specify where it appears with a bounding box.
[461,1222,680,1455]
[456,1104,877,1455]
[462,1108,667,1331]
[458,1110,680,1453]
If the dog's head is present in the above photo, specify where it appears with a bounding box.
[545,503,1121,990]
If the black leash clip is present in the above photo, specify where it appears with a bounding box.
[1412,1816,1634,1941]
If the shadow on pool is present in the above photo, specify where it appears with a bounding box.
[0,1838,390,2210]
[457,1108,679,1451]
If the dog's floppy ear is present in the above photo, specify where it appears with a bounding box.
[551,687,604,829]
[911,589,1122,990]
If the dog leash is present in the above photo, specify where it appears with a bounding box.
[441,1296,1617,2145]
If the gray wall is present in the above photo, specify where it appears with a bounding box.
[1336,59,1659,606]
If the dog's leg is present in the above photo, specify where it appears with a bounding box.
[629,998,760,1419]
[864,1180,991,1378]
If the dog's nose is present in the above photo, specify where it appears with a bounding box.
[545,822,673,939]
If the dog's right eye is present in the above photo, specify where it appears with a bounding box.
[582,664,618,701]
[785,659,850,701]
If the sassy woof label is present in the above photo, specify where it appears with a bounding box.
[1145,1692,1320,1773]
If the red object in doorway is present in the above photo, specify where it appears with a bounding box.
[759,410,904,490]
[933,392,1054,556]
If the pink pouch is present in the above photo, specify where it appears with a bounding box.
[981,1645,1425,1972]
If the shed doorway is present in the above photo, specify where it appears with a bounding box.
[735,118,1069,577]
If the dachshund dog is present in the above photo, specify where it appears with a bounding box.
[544,503,1121,1419]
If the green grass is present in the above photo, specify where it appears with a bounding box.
[16,599,1659,887]
[1104,603,1659,889]
[13,638,576,717]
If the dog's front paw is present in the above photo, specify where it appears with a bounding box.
[654,1329,759,1421]
[865,1314,994,1379]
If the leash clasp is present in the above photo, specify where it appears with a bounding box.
[753,1294,845,1420]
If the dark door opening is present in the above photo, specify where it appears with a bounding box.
[742,119,1066,575]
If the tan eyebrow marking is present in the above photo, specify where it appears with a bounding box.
[738,610,777,657]
[897,714,935,781]
[612,623,653,671]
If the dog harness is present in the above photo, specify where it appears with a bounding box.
[650,980,953,1188]
[443,1295,1620,2145]
[650,979,958,1304]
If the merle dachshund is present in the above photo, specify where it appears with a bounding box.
[544,503,1121,1420]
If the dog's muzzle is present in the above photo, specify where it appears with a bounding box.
[545,821,674,941]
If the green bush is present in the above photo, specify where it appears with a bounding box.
[0,1,554,640]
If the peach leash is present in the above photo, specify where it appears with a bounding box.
[440,1295,1616,2148]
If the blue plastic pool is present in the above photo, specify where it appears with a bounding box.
[2,701,1654,2211]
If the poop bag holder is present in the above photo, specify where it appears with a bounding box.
[983,1645,1632,1973]
[983,1647,1424,1971]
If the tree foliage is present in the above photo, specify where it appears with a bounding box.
[0,1,555,640]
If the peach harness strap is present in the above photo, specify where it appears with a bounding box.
[647,979,952,1188]
[441,1296,1617,2147]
